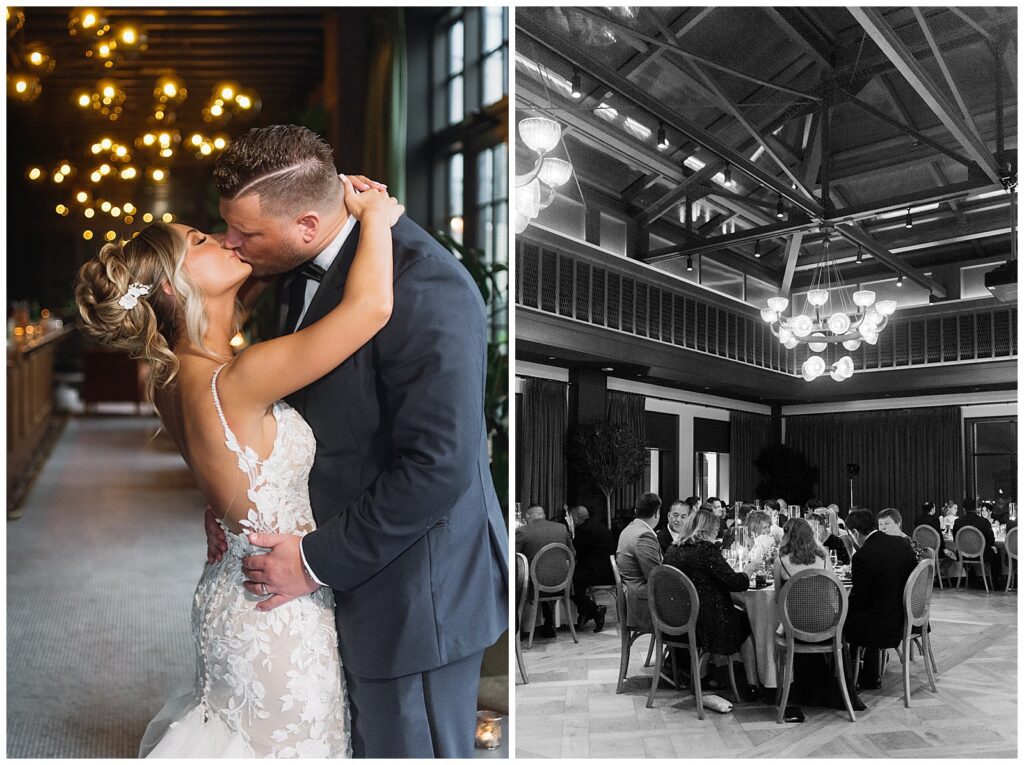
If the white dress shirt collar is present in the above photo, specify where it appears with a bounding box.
[313,213,357,272]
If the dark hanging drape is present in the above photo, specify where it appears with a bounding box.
[785,406,964,531]
[730,411,775,502]
[363,9,407,201]
[518,379,568,517]
[606,390,647,513]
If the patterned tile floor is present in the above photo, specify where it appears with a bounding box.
[515,588,1017,758]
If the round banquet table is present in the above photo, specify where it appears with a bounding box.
[731,587,779,688]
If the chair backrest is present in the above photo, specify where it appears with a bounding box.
[515,553,528,621]
[647,564,699,638]
[903,559,934,632]
[954,525,986,558]
[1006,526,1018,559]
[530,543,575,593]
[610,554,627,621]
[913,524,941,552]
[777,569,849,643]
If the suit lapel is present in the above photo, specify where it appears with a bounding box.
[296,220,362,332]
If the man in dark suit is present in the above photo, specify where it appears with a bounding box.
[656,500,690,553]
[616,493,663,630]
[516,504,574,637]
[568,506,615,632]
[953,497,1000,586]
[206,125,508,758]
[844,508,918,689]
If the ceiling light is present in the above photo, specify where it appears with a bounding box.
[896,272,904,287]
[905,207,913,228]
[855,245,864,263]
[686,256,693,272]
[570,69,581,99]
[723,164,731,185]
[775,194,785,219]
[754,239,761,258]
[657,122,669,151]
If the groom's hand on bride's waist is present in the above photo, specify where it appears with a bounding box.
[242,532,319,611]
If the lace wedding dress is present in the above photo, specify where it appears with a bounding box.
[140,365,350,758]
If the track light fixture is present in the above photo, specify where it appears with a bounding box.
[776,194,785,219]
[896,272,904,287]
[723,163,731,185]
[754,239,761,258]
[855,245,864,264]
[905,207,913,228]
[570,69,582,99]
[657,122,668,151]
[686,255,694,272]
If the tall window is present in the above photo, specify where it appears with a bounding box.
[967,417,1017,503]
[430,7,509,346]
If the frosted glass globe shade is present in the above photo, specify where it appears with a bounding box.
[801,355,826,381]
[827,312,851,335]
[767,296,789,313]
[807,289,829,307]
[852,290,876,308]
[539,157,572,188]
[760,308,778,324]
[876,300,897,316]
[519,117,562,154]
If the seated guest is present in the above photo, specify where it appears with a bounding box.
[917,501,948,558]
[568,506,615,632]
[826,504,847,532]
[707,497,729,540]
[664,510,760,696]
[516,504,574,637]
[809,511,849,565]
[843,508,918,689]
[744,510,777,568]
[774,518,827,585]
[774,519,865,712]
[722,504,753,549]
[877,508,930,562]
[992,498,1013,528]
[953,497,1000,584]
[979,502,995,522]
[685,495,701,511]
[657,500,690,553]
[940,500,960,532]
[804,497,824,517]
[615,493,663,630]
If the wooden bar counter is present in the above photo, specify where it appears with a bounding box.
[7,325,72,495]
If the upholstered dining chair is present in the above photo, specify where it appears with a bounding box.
[912,524,944,590]
[645,564,740,718]
[515,552,529,684]
[954,526,991,592]
[611,555,653,693]
[775,569,856,724]
[526,543,578,649]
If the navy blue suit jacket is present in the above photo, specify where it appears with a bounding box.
[282,215,508,680]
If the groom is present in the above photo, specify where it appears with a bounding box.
[205,124,508,758]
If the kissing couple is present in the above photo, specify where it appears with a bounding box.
[75,124,509,758]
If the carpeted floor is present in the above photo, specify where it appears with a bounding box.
[7,415,203,758]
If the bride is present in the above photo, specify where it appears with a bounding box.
[73,176,402,758]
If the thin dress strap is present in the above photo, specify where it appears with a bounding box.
[211,363,262,493]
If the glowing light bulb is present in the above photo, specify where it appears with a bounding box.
[142,212,153,222]
[105,230,117,242]
[84,208,95,218]
[28,167,42,180]
[79,94,93,108]
[30,52,42,65]
[76,191,89,203]
[100,201,111,212]
[161,212,173,222]
[101,138,113,149]
[110,206,121,217]
[83,230,94,240]
[210,103,223,117]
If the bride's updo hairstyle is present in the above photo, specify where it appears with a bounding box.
[74,222,215,397]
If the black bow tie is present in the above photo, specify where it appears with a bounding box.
[293,261,326,283]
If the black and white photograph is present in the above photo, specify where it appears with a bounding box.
[514,5,1017,758]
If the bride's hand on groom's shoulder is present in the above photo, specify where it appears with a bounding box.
[341,174,404,227]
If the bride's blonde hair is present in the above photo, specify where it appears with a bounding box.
[74,222,227,401]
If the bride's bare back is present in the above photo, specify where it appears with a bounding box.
[154,357,283,534]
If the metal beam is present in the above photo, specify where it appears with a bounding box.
[849,7,1002,184]
[780,234,806,296]
[646,217,815,262]
[765,8,835,72]
[947,7,995,43]
[638,164,720,227]
[840,90,976,169]
[913,8,986,146]
[517,15,826,219]
[620,172,662,199]
[569,7,822,102]
[683,58,820,203]
[833,224,947,297]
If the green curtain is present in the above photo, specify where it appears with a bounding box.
[606,390,646,513]
[785,406,964,531]
[363,9,407,201]
[730,410,775,502]
[518,378,568,517]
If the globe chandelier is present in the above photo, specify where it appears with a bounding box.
[515,115,573,234]
[760,229,897,382]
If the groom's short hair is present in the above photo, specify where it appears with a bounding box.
[214,124,341,216]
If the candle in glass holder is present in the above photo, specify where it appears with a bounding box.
[475,710,503,750]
